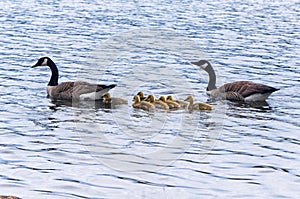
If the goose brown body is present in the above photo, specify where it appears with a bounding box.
[32,57,116,101]
[215,81,278,101]
[46,81,114,100]
[191,60,279,101]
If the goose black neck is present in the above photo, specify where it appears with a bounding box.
[47,59,59,86]
[205,63,217,91]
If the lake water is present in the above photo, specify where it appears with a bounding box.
[0,0,300,198]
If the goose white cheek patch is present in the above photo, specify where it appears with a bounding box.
[202,62,209,69]
[41,58,48,66]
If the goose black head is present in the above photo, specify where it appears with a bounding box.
[191,60,211,71]
[32,57,51,68]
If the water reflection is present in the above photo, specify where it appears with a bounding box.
[214,99,277,123]
[207,95,273,109]
[48,99,121,110]
[231,100,272,110]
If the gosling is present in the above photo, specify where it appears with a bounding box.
[132,95,155,111]
[166,95,189,109]
[184,95,213,111]
[145,94,169,110]
[103,93,127,105]
[137,91,147,101]
[158,96,180,109]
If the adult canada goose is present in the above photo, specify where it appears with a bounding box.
[103,93,127,105]
[32,57,116,101]
[166,95,189,109]
[191,60,280,101]
[132,95,155,111]
[158,96,181,109]
[145,94,169,110]
[184,95,213,111]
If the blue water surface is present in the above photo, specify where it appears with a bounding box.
[0,0,299,198]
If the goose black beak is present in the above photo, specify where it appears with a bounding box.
[32,62,39,68]
[191,60,210,69]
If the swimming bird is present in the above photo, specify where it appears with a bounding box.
[32,57,116,101]
[166,95,189,109]
[191,60,279,101]
[184,95,213,111]
[158,96,180,109]
[145,94,169,110]
[132,95,155,111]
[103,93,127,105]
[137,91,147,101]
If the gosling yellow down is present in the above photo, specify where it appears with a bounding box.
[158,96,180,109]
[166,95,189,109]
[132,95,155,111]
[103,93,127,105]
[184,95,213,111]
[145,94,169,110]
[137,91,147,101]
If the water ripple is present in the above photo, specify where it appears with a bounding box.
[0,0,300,198]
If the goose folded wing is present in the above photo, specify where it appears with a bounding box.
[225,91,245,101]
[50,82,74,100]
[221,81,274,98]
[51,81,105,100]
[72,82,113,98]
[73,83,99,94]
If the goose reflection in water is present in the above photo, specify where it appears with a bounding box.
[48,99,114,111]
[224,100,276,121]
[231,100,272,110]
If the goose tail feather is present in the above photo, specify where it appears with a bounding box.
[80,84,117,100]
[96,84,116,92]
